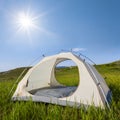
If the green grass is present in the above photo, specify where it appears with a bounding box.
[0,61,120,120]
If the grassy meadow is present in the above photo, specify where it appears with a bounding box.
[0,61,120,120]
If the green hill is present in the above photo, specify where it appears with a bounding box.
[0,61,120,120]
[0,67,30,82]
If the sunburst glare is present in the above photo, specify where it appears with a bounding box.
[11,9,55,45]
[16,11,38,33]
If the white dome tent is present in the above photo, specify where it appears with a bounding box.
[12,52,111,108]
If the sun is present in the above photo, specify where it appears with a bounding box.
[13,10,41,44]
[16,12,36,33]
[18,13,33,30]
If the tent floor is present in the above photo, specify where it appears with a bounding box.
[32,86,77,98]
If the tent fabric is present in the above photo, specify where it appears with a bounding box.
[12,52,111,108]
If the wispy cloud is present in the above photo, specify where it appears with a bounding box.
[72,48,86,52]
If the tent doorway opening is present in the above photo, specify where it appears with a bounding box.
[55,60,79,86]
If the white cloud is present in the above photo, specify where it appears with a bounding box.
[72,48,86,52]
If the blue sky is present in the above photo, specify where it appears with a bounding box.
[0,0,120,71]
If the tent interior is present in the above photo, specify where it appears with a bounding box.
[30,86,77,98]
[28,60,79,98]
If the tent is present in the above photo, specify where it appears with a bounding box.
[12,52,111,108]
